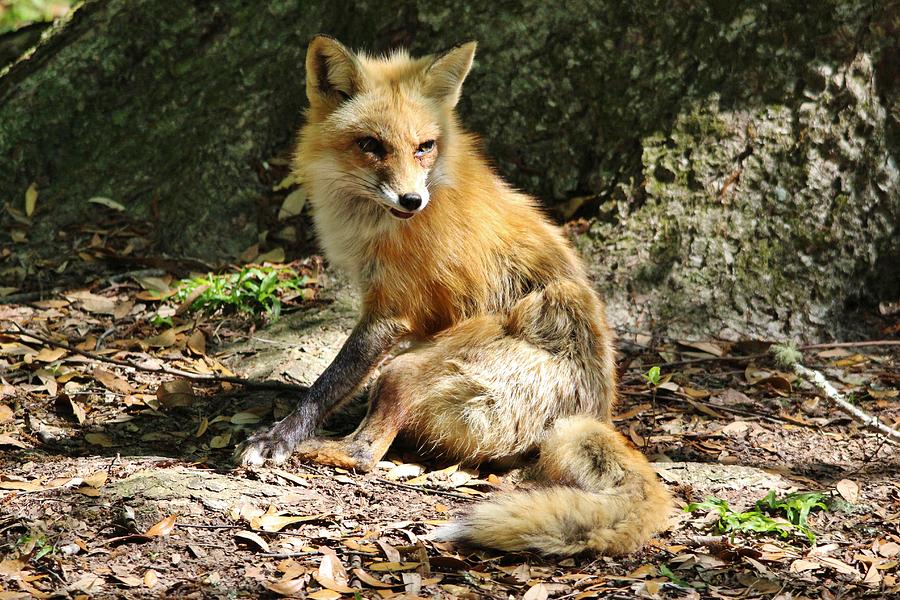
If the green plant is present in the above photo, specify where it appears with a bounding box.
[16,532,55,561]
[644,365,662,386]
[686,490,827,543]
[169,266,310,321]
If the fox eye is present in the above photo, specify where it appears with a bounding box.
[416,140,436,156]
[357,137,386,157]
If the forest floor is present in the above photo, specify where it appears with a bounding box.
[0,220,898,599]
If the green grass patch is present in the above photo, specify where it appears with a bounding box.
[686,489,827,543]
[170,265,313,321]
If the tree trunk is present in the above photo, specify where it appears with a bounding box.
[1,0,897,340]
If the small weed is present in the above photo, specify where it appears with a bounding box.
[644,366,662,386]
[16,532,56,561]
[170,266,312,321]
[686,489,827,543]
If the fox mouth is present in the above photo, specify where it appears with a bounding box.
[388,208,416,220]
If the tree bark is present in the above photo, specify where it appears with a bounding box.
[1,0,897,340]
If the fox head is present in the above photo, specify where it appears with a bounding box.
[297,35,476,221]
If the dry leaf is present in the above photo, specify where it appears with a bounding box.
[0,434,28,449]
[111,575,142,587]
[145,515,177,537]
[81,471,108,488]
[156,379,196,408]
[352,568,395,589]
[235,531,271,553]
[266,578,307,597]
[278,188,308,220]
[257,247,285,263]
[789,559,819,573]
[195,417,209,437]
[209,431,232,449]
[307,590,340,600]
[251,509,327,532]
[367,562,420,572]
[187,330,206,355]
[386,463,424,480]
[88,196,126,211]
[836,479,860,504]
[230,412,262,425]
[34,347,66,362]
[92,367,132,395]
[143,570,159,588]
[0,404,12,422]
[25,183,37,217]
[146,329,176,348]
[66,291,117,315]
[523,583,549,600]
[84,432,116,447]
[678,340,724,356]
[0,478,44,492]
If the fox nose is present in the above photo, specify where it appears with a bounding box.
[398,193,422,211]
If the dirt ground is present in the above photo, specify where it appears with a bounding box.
[0,254,898,598]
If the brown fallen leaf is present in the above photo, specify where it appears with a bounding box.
[266,577,307,597]
[251,508,327,532]
[257,247,285,263]
[145,515,177,537]
[146,329,177,348]
[33,347,66,362]
[84,432,117,447]
[81,471,108,488]
[187,330,206,355]
[0,478,44,492]
[111,575,143,587]
[523,582,549,600]
[307,590,340,600]
[143,570,159,588]
[0,434,28,449]
[352,568,397,589]
[66,290,117,315]
[235,531,271,553]
[156,379,196,408]
[367,562,420,572]
[92,367,132,395]
[789,559,820,573]
[836,479,860,504]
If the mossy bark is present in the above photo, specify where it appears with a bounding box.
[1,0,896,340]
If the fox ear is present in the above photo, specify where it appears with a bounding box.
[424,41,477,108]
[306,35,362,109]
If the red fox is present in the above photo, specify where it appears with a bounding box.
[236,35,672,556]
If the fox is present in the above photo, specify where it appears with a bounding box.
[236,35,672,556]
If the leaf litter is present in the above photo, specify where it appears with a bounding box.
[0,219,897,597]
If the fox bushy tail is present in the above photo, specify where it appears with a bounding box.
[435,416,672,556]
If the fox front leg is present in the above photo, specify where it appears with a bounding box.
[234,316,405,466]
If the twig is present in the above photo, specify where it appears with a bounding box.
[257,551,318,558]
[624,339,899,370]
[375,477,476,502]
[2,325,307,393]
[800,340,900,349]
[772,344,900,444]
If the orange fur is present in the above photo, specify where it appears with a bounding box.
[283,36,672,556]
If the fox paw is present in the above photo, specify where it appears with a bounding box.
[234,432,294,466]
